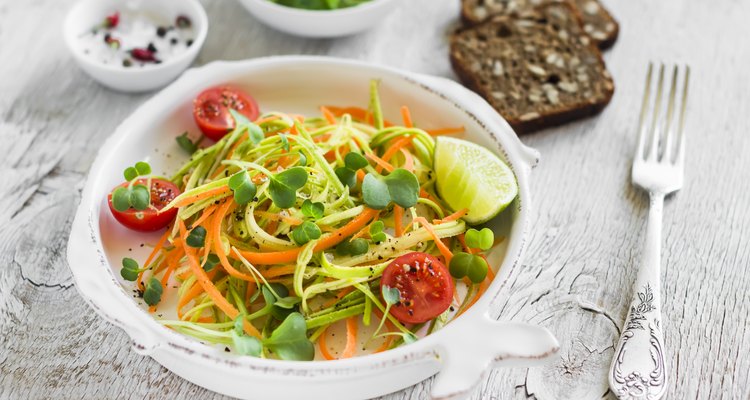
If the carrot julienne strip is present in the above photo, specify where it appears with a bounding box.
[434,208,468,225]
[400,106,413,128]
[426,127,465,136]
[191,205,218,229]
[236,208,379,265]
[367,153,394,173]
[400,148,414,172]
[179,221,236,315]
[380,136,413,165]
[172,186,231,208]
[412,217,454,263]
[393,206,404,237]
[320,106,337,125]
[341,317,358,359]
[318,327,336,360]
[137,229,171,291]
[160,248,183,286]
[211,201,257,282]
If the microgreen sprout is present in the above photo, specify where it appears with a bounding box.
[120,257,142,281]
[231,316,262,357]
[202,254,220,272]
[269,166,308,209]
[143,277,163,306]
[111,161,153,212]
[335,152,369,188]
[369,220,387,243]
[291,221,322,245]
[362,168,420,210]
[262,312,314,361]
[465,228,494,250]
[229,109,264,145]
[297,151,308,167]
[335,238,369,256]
[186,226,207,248]
[176,132,199,154]
[271,292,302,322]
[228,171,257,205]
[372,285,400,337]
[449,252,489,284]
[279,133,290,152]
[301,199,325,220]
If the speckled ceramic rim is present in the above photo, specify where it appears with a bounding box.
[66,56,545,397]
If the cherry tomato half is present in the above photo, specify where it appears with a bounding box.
[107,178,180,232]
[380,252,454,324]
[193,86,260,141]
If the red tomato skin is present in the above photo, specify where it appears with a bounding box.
[107,179,180,232]
[380,252,454,324]
[193,86,260,141]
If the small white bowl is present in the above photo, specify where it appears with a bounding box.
[238,0,400,38]
[63,0,208,93]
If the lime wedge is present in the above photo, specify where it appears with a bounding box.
[434,137,518,225]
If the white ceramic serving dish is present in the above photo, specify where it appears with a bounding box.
[63,0,208,93]
[66,56,558,400]
[238,0,400,38]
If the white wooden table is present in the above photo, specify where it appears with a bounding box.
[1,0,749,398]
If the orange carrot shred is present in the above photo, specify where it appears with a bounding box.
[211,201,257,282]
[236,208,379,265]
[413,217,454,263]
[160,248,183,286]
[318,327,336,360]
[426,127,465,136]
[137,229,171,291]
[434,208,468,225]
[400,106,413,128]
[393,206,404,237]
[341,317,358,359]
[172,186,231,208]
[380,136,412,165]
[320,106,337,125]
[367,153,395,173]
[191,205,218,229]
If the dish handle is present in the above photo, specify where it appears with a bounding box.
[430,312,559,400]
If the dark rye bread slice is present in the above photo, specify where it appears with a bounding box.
[450,3,615,133]
[460,0,619,49]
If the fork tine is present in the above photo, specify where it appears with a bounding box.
[647,64,666,161]
[661,65,679,162]
[635,63,654,159]
[676,65,691,166]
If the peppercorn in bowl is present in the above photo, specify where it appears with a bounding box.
[63,0,207,92]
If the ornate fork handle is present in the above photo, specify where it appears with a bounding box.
[609,193,667,400]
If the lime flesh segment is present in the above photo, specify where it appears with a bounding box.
[434,136,518,225]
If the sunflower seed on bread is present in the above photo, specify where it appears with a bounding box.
[460,0,619,49]
[450,2,615,133]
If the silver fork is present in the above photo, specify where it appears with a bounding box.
[608,63,690,400]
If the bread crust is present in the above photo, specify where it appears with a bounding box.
[460,0,619,49]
